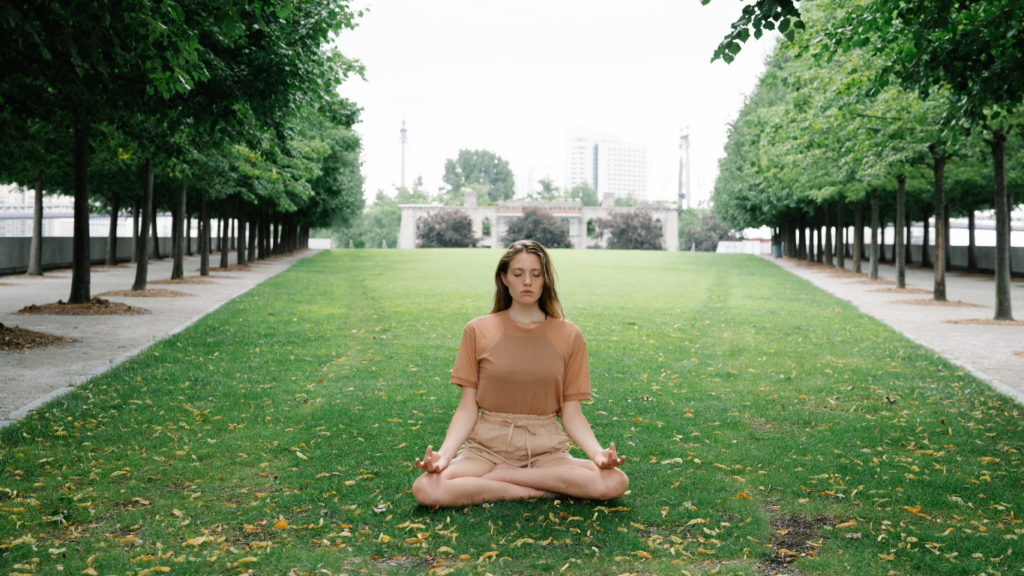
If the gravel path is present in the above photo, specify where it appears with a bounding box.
[0,250,318,427]
[767,255,1024,404]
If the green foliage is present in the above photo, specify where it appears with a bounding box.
[329,191,400,249]
[684,213,741,252]
[2,250,1018,575]
[614,193,638,207]
[442,149,515,204]
[416,210,478,248]
[594,211,664,250]
[529,177,561,201]
[502,207,573,249]
[566,182,600,206]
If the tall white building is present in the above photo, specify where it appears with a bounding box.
[565,129,648,200]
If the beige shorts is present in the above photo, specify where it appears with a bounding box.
[457,409,572,468]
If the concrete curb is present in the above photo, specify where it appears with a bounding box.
[763,255,1024,408]
[0,250,319,429]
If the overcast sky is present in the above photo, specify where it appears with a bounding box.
[334,0,778,206]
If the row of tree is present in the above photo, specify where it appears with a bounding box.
[709,0,1023,320]
[0,0,365,301]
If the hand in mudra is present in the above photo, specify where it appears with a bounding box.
[593,442,626,469]
[415,445,450,474]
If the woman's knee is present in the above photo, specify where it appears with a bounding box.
[596,469,629,500]
[412,473,446,507]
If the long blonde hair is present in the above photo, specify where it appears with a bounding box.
[490,240,564,319]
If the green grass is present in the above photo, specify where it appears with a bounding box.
[2,249,1022,576]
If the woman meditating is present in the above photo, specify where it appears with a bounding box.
[412,240,628,507]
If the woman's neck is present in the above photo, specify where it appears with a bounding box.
[507,301,546,326]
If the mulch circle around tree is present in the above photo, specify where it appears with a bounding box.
[868,287,933,294]
[943,319,1024,326]
[952,272,995,280]
[196,265,252,272]
[17,297,149,316]
[1015,351,1024,359]
[850,279,896,285]
[8,274,67,279]
[94,289,195,298]
[0,323,78,351]
[0,283,12,287]
[148,277,216,285]
[892,299,985,307]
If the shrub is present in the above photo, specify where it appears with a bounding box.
[595,211,664,250]
[417,210,478,248]
[684,213,739,252]
[503,207,573,248]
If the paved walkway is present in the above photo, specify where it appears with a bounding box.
[767,255,1024,404]
[0,250,318,426]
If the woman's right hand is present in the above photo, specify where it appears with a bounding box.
[414,445,450,474]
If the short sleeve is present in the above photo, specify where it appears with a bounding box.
[450,324,479,388]
[562,330,591,402]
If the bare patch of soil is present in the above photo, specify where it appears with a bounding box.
[0,283,12,286]
[18,297,149,316]
[762,514,834,575]
[868,287,933,294]
[1014,351,1024,359]
[0,323,77,351]
[952,272,994,280]
[95,289,195,298]
[943,319,1024,326]
[148,277,215,285]
[893,298,985,307]
[373,555,434,571]
[850,279,896,285]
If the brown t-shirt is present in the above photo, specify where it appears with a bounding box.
[450,310,592,416]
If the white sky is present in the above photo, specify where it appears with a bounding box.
[334,0,778,205]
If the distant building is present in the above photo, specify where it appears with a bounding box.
[565,129,648,200]
[398,191,678,251]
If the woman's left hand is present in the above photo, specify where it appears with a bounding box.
[592,442,626,469]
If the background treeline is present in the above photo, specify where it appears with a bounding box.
[710,0,1024,320]
[0,0,365,301]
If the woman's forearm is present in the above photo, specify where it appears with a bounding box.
[436,388,479,459]
[560,402,604,460]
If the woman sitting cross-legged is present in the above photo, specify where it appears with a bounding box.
[412,240,628,508]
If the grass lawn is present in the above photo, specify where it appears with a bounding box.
[2,249,1022,576]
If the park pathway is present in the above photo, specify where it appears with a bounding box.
[766,254,1024,405]
[0,250,319,427]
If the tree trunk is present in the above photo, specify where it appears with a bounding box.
[132,158,153,291]
[989,132,1013,320]
[869,189,879,280]
[932,155,947,302]
[853,200,863,274]
[236,197,247,266]
[200,192,210,276]
[944,203,952,272]
[247,210,258,263]
[186,212,192,257]
[922,213,932,267]
[68,125,91,304]
[905,209,913,265]
[824,204,833,267]
[27,181,44,275]
[835,203,844,270]
[967,210,978,272]
[105,191,121,266]
[220,203,231,269]
[815,210,824,263]
[896,175,906,288]
[131,198,140,263]
[171,181,186,280]
[272,217,280,254]
[257,210,266,260]
[151,199,162,259]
